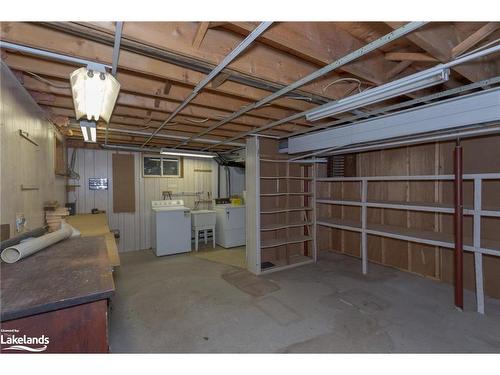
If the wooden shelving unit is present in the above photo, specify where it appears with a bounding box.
[246,137,317,275]
[316,173,500,313]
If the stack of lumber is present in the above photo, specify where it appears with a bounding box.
[45,207,70,232]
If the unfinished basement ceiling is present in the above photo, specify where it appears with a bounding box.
[1,22,499,152]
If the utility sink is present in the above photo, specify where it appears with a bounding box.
[191,210,216,228]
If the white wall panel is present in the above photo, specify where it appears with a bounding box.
[67,148,219,252]
[0,62,66,238]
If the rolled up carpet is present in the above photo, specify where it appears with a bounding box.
[1,222,77,263]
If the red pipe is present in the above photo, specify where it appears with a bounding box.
[454,142,464,310]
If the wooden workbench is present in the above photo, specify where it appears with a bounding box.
[0,236,115,353]
[66,213,120,267]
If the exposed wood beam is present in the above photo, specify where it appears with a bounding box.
[3,52,311,126]
[385,52,438,62]
[386,22,499,82]
[192,22,210,48]
[451,22,500,58]
[41,103,295,138]
[221,21,401,85]
[0,22,315,113]
[211,72,230,88]
[385,61,413,80]
[78,21,351,100]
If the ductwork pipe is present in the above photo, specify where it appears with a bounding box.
[1,222,77,263]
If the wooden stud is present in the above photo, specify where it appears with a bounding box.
[451,22,500,58]
[192,22,210,49]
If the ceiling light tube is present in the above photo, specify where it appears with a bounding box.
[160,148,216,158]
[80,120,97,143]
[306,67,450,121]
[70,67,120,123]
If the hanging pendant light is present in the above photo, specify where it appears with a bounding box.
[70,67,120,123]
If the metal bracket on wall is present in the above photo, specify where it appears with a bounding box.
[19,130,39,146]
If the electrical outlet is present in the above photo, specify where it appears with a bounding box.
[15,213,26,233]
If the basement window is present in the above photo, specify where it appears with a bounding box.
[142,155,182,177]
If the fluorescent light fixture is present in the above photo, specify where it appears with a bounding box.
[306,67,450,121]
[70,67,120,123]
[160,148,216,158]
[80,120,97,143]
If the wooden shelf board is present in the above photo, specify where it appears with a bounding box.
[261,207,313,214]
[261,176,314,180]
[261,221,313,231]
[261,192,312,197]
[317,217,500,254]
[261,235,313,248]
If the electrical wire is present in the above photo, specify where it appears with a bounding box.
[187,118,210,123]
[322,77,363,96]
[24,71,70,89]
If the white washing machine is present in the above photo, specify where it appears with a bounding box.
[215,204,246,248]
[151,200,191,256]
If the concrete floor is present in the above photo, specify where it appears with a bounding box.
[109,248,500,353]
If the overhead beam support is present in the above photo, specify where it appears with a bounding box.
[111,22,123,76]
[451,22,500,58]
[186,22,429,150]
[193,22,210,48]
[0,40,111,70]
[287,88,500,154]
[288,75,500,139]
[385,52,438,62]
[386,22,499,82]
[140,21,273,147]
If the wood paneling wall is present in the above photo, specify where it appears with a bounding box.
[317,135,500,299]
[0,62,66,238]
[67,148,221,252]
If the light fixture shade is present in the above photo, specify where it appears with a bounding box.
[70,67,120,123]
[160,148,216,158]
[306,67,450,121]
[80,120,97,143]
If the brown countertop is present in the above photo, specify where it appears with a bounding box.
[1,236,115,322]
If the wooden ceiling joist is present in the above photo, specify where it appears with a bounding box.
[386,22,500,82]
[384,52,438,62]
[0,22,316,113]
[221,21,399,86]
[2,21,496,149]
[38,21,335,105]
[451,22,500,58]
[71,21,356,101]
[3,52,312,126]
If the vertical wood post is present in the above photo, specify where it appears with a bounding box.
[473,178,484,314]
[361,179,368,275]
[454,142,464,310]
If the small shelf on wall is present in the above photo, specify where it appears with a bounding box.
[20,184,39,191]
